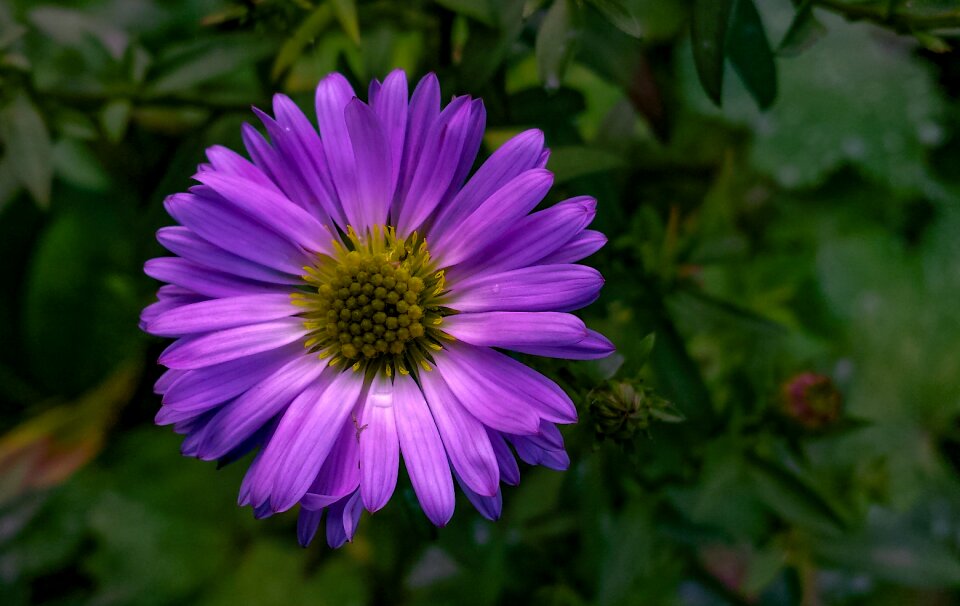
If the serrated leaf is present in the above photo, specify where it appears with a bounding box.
[777,2,827,57]
[0,93,53,208]
[330,0,361,46]
[691,0,734,105]
[271,3,333,80]
[589,0,642,38]
[536,0,577,91]
[725,0,777,109]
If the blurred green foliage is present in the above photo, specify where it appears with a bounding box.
[2,0,960,604]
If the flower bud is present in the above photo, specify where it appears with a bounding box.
[588,380,683,445]
[781,372,842,430]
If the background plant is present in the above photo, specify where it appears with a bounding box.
[2,0,960,604]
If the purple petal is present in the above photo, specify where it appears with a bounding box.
[446,343,577,425]
[315,73,361,225]
[429,129,545,242]
[454,196,596,279]
[448,264,603,313]
[509,434,570,470]
[395,96,475,236]
[393,373,455,526]
[161,344,299,414]
[512,328,615,360]
[193,171,336,256]
[487,430,520,486]
[533,421,565,450]
[440,99,486,209]
[345,98,392,229]
[419,369,499,496]
[242,121,332,224]
[165,192,314,275]
[146,294,297,336]
[155,404,203,426]
[204,145,280,192]
[153,369,186,395]
[194,353,327,460]
[141,295,201,331]
[433,343,542,435]
[456,474,502,521]
[157,227,299,285]
[158,317,309,369]
[303,412,361,508]
[372,69,408,196]
[430,169,554,267]
[297,508,323,547]
[538,229,607,264]
[254,368,364,512]
[326,490,363,548]
[144,257,285,298]
[270,95,347,226]
[394,73,440,217]
[442,312,587,350]
[359,376,399,512]
[537,148,551,168]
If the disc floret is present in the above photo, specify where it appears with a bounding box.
[296,225,448,376]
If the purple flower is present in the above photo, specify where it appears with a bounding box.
[141,70,613,547]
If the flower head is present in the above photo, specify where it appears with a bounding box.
[141,70,613,547]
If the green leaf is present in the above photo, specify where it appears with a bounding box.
[635,332,656,368]
[23,193,142,394]
[330,0,361,46]
[0,93,53,209]
[271,3,334,80]
[436,0,496,25]
[747,457,846,535]
[0,154,19,215]
[725,0,777,109]
[813,516,960,587]
[146,35,275,97]
[546,145,626,183]
[536,0,577,91]
[682,13,946,196]
[52,139,109,191]
[200,540,369,606]
[100,99,132,143]
[913,30,951,53]
[691,0,734,105]
[588,0,643,38]
[777,2,827,57]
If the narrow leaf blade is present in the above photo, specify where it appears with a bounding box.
[691,0,734,105]
[726,0,777,109]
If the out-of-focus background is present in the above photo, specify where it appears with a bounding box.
[2,0,960,603]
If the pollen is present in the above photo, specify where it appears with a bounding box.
[296,225,450,377]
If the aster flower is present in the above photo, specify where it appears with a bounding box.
[141,70,613,548]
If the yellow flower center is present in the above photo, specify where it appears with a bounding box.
[295,225,449,377]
